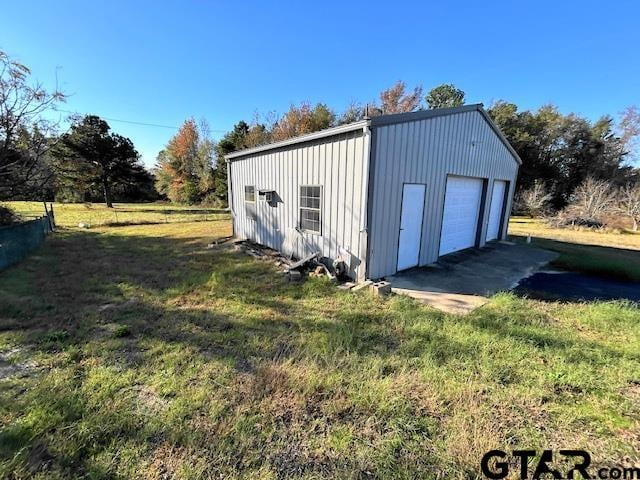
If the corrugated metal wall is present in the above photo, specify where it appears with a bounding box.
[229,129,368,279]
[367,110,519,279]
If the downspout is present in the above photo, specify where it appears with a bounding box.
[226,158,235,238]
[357,120,372,282]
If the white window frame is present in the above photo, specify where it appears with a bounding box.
[299,185,322,234]
[245,185,256,219]
[245,185,255,203]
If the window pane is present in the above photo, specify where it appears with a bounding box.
[245,186,255,202]
[246,202,256,220]
[299,186,321,233]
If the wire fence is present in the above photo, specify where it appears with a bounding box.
[0,213,54,271]
[8,203,230,228]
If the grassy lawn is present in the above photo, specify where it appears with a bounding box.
[3,201,229,228]
[0,207,638,478]
[509,217,640,282]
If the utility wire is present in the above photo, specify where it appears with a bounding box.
[54,109,228,132]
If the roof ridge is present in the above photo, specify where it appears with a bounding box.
[226,103,521,165]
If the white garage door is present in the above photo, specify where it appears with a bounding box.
[439,176,484,256]
[486,180,507,241]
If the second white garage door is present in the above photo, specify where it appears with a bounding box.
[486,180,507,241]
[439,176,484,256]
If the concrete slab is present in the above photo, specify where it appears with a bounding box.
[388,243,558,314]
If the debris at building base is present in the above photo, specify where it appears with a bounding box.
[370,281,391,296]
[337,282,357,290]
[207,236,234,248]
[231,239,344,283]
[352,280,373,292]
[226,239,294,269]
[288,270,302,282]
[287,252,319,271]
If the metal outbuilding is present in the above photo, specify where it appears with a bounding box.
[226,104,521,281]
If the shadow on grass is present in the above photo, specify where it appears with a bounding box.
[510,234,640,282]
[101,216,230,228]
[0,228,638,477]
[463,307,639,366]
[2,228,633,375]
[0,228,435,476]
[113,208,229,215]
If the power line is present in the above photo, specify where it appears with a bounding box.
[54,109,228,132]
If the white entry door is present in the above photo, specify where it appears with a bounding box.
[439,176,484,256]
[397,184,426,271]
[486,180,507,241]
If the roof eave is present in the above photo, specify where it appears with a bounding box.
[368,103,482,127]
[369,104,521,166]
[477,107,522,165]
[226,119,370,161]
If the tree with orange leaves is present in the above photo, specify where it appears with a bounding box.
[154,119,214,204]
[378,81,423,114]
[270,103,335,142]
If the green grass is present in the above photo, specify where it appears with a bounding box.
[0,214,638,478]
[3,201,229,228]
[509,217,640,282]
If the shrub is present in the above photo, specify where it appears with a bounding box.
[200,192,227,208]
[0,205,22,226]
[113,325,131,338]
[551,178,616,229]
[513,181,552,217]
[617,183,640,231]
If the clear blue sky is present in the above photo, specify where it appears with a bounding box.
[2,0,639,168]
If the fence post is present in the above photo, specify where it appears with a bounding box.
[43,202,53,232]
[49,203,56,230]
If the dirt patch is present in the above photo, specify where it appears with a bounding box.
[27,440,55,474]
[0,347,38,380]
[144,443,193,479]
[132,384,169,415]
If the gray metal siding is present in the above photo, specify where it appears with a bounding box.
[229,129,368,279]
[367,110,519,279]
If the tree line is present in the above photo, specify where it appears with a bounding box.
[1,49,638,219]
[0,51,156,207]
[152,82,469,206]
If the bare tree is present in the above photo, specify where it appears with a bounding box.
[0,50,65,198]
[514,181,552,217]
[562,177,617,226]
[617,183,640,231]
[337,101,366,125]
[619,105,640,160]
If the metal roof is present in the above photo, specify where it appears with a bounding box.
[226,104,521,165]
[225,120,369,160]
